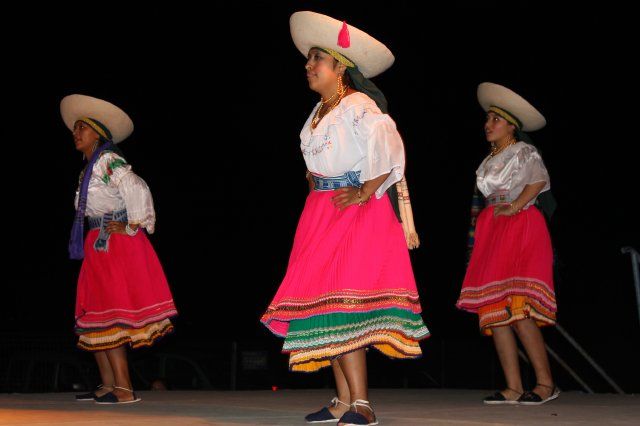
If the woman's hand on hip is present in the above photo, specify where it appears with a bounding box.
[493,204,518,217]
[106,221,137,235]
[331,187,369,210]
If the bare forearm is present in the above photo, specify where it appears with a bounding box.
[360,173,391,199]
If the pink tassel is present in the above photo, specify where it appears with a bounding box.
[337,21,350,48]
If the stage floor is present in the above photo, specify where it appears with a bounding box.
[1,389,639,425]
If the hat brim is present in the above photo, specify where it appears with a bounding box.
[290,11,394,78]
[477,82,546,132]
[60,94,134,144]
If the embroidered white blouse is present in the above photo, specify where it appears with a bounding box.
[476,141,550,209]
[300,92,405,199]
[75,152,156,233]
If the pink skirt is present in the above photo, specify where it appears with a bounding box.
[457,205,556,335]
[261,191,429,371]
[75,229,177,351]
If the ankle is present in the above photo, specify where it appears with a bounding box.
[350,400,375,422]
[349,395,369,405]
[534,383,555,396]
[505,384,523,393]
[330,396,350,411]
[328,398,350,418]
[336,396,351,406]
[501,388,523,400]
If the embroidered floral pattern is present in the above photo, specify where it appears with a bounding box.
[102,158,128,184]
[352,109,367,136]
[301,135,333,157]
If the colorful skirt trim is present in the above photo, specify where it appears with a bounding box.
[75,300,178,330]
[262,288,422,336]
[457,205,556,335]
[77,318,174,351]
[262,190,429,371]
[476,295,554,336]
[285,308,429,372]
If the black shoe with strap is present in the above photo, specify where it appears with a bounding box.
[94,385,142,405]
[338,400,378,426]
[518,383,560,406]
[483,388,523,405]
[305,397,350,423]
[75,384,113,401]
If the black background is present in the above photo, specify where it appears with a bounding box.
[2,1,638,392]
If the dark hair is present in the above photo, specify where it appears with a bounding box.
[332,58,355,88]
[342,70,354,88]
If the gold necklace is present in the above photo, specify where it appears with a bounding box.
[321,90,340,105]
[311,84,348,129]
[490,139,516,157]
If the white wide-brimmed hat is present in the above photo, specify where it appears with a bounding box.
[477,82,546,132]
[60,94,134,143]
[290,11,394,78]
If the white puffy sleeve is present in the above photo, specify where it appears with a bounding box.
[100,152,157,233]
[352,103,405,198]
[513,144,551,193]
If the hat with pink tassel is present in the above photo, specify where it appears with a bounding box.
[290,11,394,78]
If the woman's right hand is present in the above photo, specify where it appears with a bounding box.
[494,203,520,217]
[493,205,511,217]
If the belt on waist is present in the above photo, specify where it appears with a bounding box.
[87,209,128,252]
[485,192,512,206]
[312,171,362,191]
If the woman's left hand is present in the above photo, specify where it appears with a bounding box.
[106,221,130,235]
[331,187,367,210]
[493,204,517,217]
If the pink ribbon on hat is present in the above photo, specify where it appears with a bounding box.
[337,21,350,48]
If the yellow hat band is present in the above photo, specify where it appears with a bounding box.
[318,47,356,68]
[79,117,112,141]
[488,106,522,130]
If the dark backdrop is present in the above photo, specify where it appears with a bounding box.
[2,1,637,393]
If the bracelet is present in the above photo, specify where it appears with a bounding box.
[356,189,371,206]
[125,224,139,236]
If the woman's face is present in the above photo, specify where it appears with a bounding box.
[305,48,342,94]
[73,120,100,152]
[484,111,515,143]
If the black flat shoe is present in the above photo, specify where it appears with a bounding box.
[75,391,97,401]
[518,384,560,406]
[305,397,349,423]
[75,384,113,401]
[338,400,378,426]
[483,388,522,405]
[94,386,141,405]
